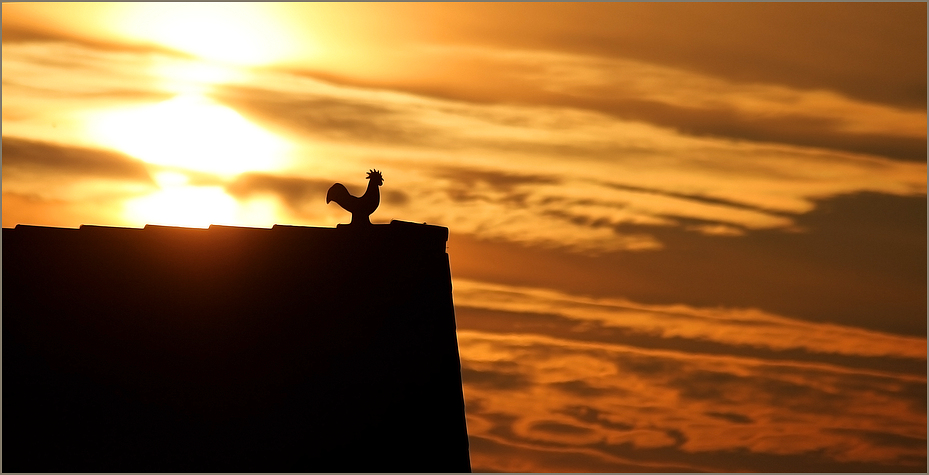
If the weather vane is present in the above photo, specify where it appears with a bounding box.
[326,169,384,225]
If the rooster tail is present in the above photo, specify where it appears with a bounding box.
[326,183,351,205]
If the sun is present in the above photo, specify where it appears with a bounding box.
[121,171,284,229]
[89,94,290,177]
[125,185,237,229]
[87,93,292,228]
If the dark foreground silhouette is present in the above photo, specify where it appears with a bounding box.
[327,169,383,225]
[3,221,470,473]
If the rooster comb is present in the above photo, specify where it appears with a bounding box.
[367,169,382,178]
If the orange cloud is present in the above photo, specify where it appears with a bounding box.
[5,39,925,249]
[457,329,926,472]
[452,279,926,360]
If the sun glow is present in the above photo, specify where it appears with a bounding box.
[154,59,245,96]
[122,171,285,229]
[111,3,299,66]
[125,185,238,229]
[91,93,293,229]
[89,94,290,176]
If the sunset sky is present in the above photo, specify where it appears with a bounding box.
[2,3,926,472]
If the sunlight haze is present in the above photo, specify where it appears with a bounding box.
[3,3,925,472]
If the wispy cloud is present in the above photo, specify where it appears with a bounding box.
[453,274,925,470]
[214,62,924,252]
[1,138,156,218]
[4,40,924,253]
[453,279,927,361]
[421,46,927,141]
[458,328,926,472]
[2,137,153,182]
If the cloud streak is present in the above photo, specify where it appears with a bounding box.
[407,46,927,158]
[2,137,153,183]
[457,329,926,472]
[3,39,924,254]
[452,278,927,365]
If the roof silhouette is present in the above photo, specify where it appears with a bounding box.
[3,220,470,472]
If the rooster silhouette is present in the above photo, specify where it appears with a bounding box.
[326,169,383,225]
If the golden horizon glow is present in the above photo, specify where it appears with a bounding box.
[121,171,286,229]
[124,185,237,229]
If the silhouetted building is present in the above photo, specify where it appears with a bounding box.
[3,221,471,472]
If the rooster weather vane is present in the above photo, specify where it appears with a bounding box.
[327,169,384,225]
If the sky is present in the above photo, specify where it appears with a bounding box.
[2,3,926,472]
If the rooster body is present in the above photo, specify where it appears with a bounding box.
[326,169,383,225]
